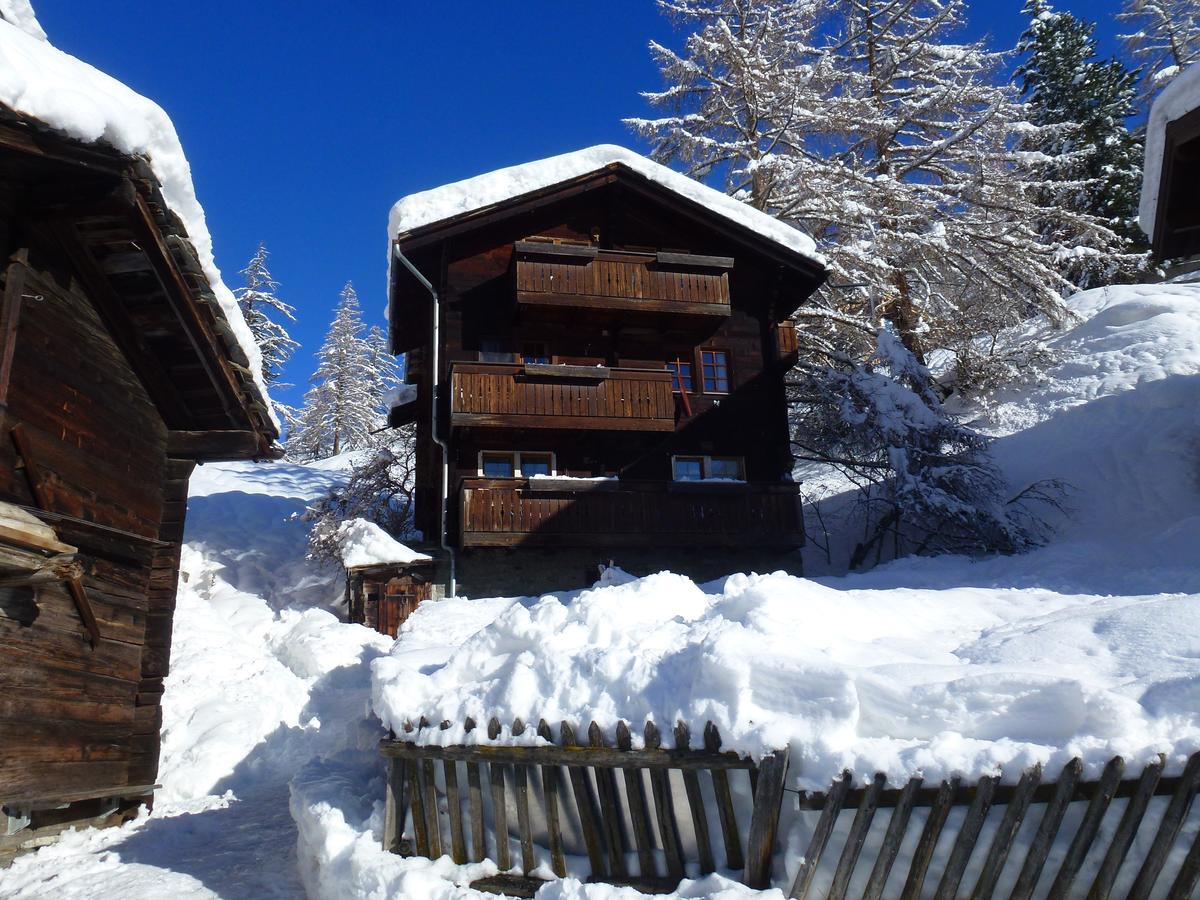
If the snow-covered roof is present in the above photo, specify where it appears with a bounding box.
[336,518,431,570]
[1140,63,1200,239]
[0,13,275,430]
[389,144,825,267]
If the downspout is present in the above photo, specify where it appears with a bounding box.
[392,243,456,597]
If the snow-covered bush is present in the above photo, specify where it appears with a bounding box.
[306,427,417,567]
[793,331,1060,566]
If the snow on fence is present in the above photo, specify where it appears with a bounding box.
[380,722,1200,899]
[379,718,788,896]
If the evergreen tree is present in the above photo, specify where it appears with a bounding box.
[1119,0,1200,100]
[1017,0,1149,286]
[234,243,298,388]
[287,283,383,461]
[628,0,1131,370]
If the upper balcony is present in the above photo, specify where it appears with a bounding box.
[449,361,675,432]
[514,241,731,318]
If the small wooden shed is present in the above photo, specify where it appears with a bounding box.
[0,22,277,858]
[346,559,435,638]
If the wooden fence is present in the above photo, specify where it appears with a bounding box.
[381,722,1200,899]
[788,754,1200,900]
[380,718,787,896]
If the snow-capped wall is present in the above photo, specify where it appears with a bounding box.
[1140,62,1200,238]
[389,144,824,265]
[0,13,274,426]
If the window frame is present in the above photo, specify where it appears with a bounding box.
[699,348,731,394]
[666,357,695,393]
[477,450,558,478]
[520,341,551,365]
[671,454,746,482]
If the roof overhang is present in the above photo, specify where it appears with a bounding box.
[0,109,279,459]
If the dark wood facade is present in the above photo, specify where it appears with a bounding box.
[1148,105,1200,261]
[389,158,824,579]
[0,108,276,856]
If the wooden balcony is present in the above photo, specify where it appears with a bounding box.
[450,362,675,432]
[459,478,804,548]
[515,241,731,317]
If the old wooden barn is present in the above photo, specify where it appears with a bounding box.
[387,146,827,595]
[0,37,277,856]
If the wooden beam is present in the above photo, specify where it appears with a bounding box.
[166,429,269,461]
[0,249,29,413]
[9,424,101,647]
[47,220,192,428]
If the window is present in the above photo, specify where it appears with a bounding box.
[672,455,745,482]
[672,456,704,481]
[481,452,515,478]
[479,338,512,363]
[521,342,551,365]
[478,451,557,478]
[701,349,730,393]
[520,453,553,477]
[666,358,694,392]
[707,456,744,480]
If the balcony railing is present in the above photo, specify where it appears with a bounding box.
[459,478,804,548]
[515,242,731,317]
[449,362,675,432]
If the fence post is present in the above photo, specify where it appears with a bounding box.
[745,745,790,889]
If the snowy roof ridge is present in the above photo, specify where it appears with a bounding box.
[336,518,431,570]
[1140,63,1200,239]
[388,144,825,267]
[0,15,276,433]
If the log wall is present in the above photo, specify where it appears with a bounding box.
[0,251,180,816]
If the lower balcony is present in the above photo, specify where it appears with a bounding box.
[450,362,675,432]
[458,478,804,548]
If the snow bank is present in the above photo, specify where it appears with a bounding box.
[1141,62,1200,238]
[0,14,274,426]
[373,570,1200,791]
[389,145,823,265]
[336,517,430,569]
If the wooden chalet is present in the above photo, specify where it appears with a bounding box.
[1142,64,1200,267]
[388,147,826,594]
[346,558,435,638]
[0,59,277,855]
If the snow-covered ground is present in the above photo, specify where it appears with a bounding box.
[2,283,1199,897]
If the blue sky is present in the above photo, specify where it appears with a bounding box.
[37,0,1126,411]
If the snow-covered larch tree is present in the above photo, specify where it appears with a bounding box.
[234,243,299,388]
[1119,0,1200,100]
[628,0,1129,372]
[1016,0,1149,286]
[287,282,385,461]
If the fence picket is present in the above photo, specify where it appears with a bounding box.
[513,719,536,874]
[1129,752,1200,899]
[1012,758,1084,899]
[537,719,567,877]
[487,718,511,870]
[563,721,608,878]
[935,775,997,900]
[676,722,716,875]
[1088,756,1163,899]
[900,777,959,900]
[645,721,685,881]
[590,721,628,878]
[705,722,744,871]
[864,777,922,900]
[829,772,886,900]
[790,772,851,899]
[617,721,657,877]
[972,764,1042,900]
[1047,756,1125,899]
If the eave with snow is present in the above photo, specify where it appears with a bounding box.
[386,145,825,594]
[1141,63,1200,263]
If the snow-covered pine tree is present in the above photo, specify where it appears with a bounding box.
[286,282,380,461]
[234,243,299,388]
[628,0,1130,372]
[1016,0,1149,286]
[365,324,401,412]
[1119,0,1200,100]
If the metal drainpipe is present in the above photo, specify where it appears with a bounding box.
[392,243,456,597]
